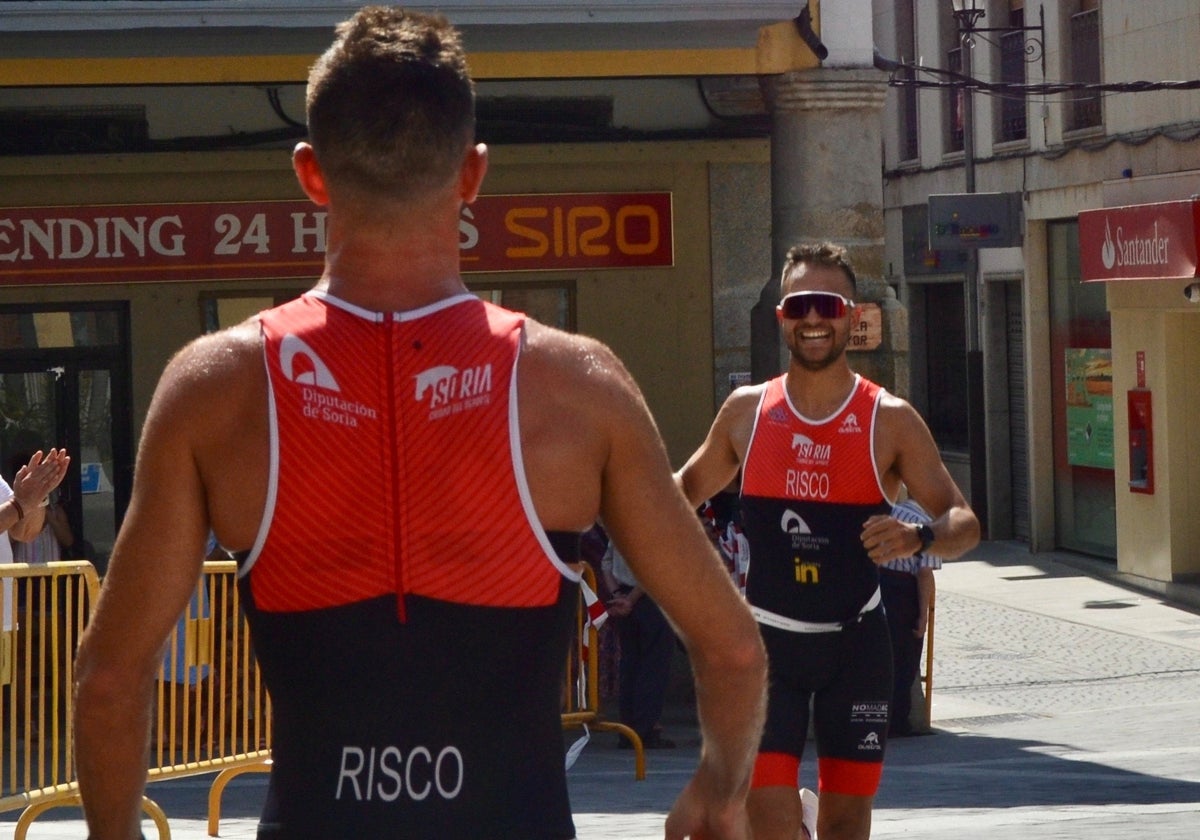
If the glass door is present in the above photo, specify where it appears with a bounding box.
[0,304,132,573]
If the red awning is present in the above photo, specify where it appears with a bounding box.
[1078,198,1200,282]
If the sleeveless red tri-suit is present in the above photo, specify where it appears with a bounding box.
[242,291,581,839]
[740,374,892,623]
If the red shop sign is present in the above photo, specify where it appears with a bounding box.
[0,192,674,286]
[1078,198,1200,282]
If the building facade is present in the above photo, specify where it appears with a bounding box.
[875,0,1200,581]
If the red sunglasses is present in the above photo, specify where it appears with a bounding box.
[778,291,854,320]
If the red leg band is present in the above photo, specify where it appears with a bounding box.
[752,751,800,789]
[817,756,884,796]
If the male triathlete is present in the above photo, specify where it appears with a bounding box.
[74,8,766,839]
[676,242,979,840]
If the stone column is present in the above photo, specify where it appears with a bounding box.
[751,68,906,395]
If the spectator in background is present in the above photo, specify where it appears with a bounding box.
[601,539,677,749]
[0,448,71,626]
[879,498,941,737]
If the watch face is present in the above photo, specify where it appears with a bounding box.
[918,524,934,551]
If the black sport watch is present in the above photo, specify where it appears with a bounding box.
[916,523,935,553]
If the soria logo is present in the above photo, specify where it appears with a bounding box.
[791,433,831,465]
[414,363,495,419]
[414,365,458,402]
[280,334,339,391]
[780,509,811,534]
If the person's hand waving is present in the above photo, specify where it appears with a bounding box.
[12,448,71,510]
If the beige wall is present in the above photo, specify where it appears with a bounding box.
[1108,280,1200,580]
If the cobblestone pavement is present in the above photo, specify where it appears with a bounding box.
[8,541,1200,838]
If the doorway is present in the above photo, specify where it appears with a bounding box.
[0,302,133,574]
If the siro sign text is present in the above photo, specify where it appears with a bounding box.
[0,193,673,286]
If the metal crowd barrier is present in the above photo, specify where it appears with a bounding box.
[4,560,644,836]
[1,559,272,839]
[0,560,99,834]
[561,565,644,780]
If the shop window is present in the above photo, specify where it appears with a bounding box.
[200,291,303,333]
[1048,219,1115,558]
[921,282,968,452]
[896,0,919,162]
[469,283,575,332]
[1064,1,1102,133]
[0,301,132,571]
[0,308,122,349]
[200,284,575,333]
[994,3,1030,144]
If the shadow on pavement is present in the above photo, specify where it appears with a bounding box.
[879,727,1200,811]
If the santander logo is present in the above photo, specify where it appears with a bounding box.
[1101,218,1116,270]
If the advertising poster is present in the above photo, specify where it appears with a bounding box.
[1065,347,1114,469]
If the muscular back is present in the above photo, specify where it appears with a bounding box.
[165,312,632,556]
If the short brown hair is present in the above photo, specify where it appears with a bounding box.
[305,6,475,201]
[781,242,857,296]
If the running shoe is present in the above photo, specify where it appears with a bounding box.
[800,787,819,840]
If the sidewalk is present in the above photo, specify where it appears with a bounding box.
[8,540,1200,838]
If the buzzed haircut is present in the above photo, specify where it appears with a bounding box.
[781,242,858,296]
[305,6,476,201]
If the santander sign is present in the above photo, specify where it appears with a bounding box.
[1080,199,1199,282]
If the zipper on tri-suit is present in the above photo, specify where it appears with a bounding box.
[387,312,407,622]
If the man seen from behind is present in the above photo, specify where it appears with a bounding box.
[73,7,766,839]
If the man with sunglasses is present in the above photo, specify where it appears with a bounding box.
[676,241,980,840]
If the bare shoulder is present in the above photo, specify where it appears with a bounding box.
[875,388,932,439]
[516,320,650,530]
[708,381,766,452]
[145,318,266,444]
[158,319,263,396]
[873,386,949,494]
[520,319,642,405]
[718,382,766,423]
